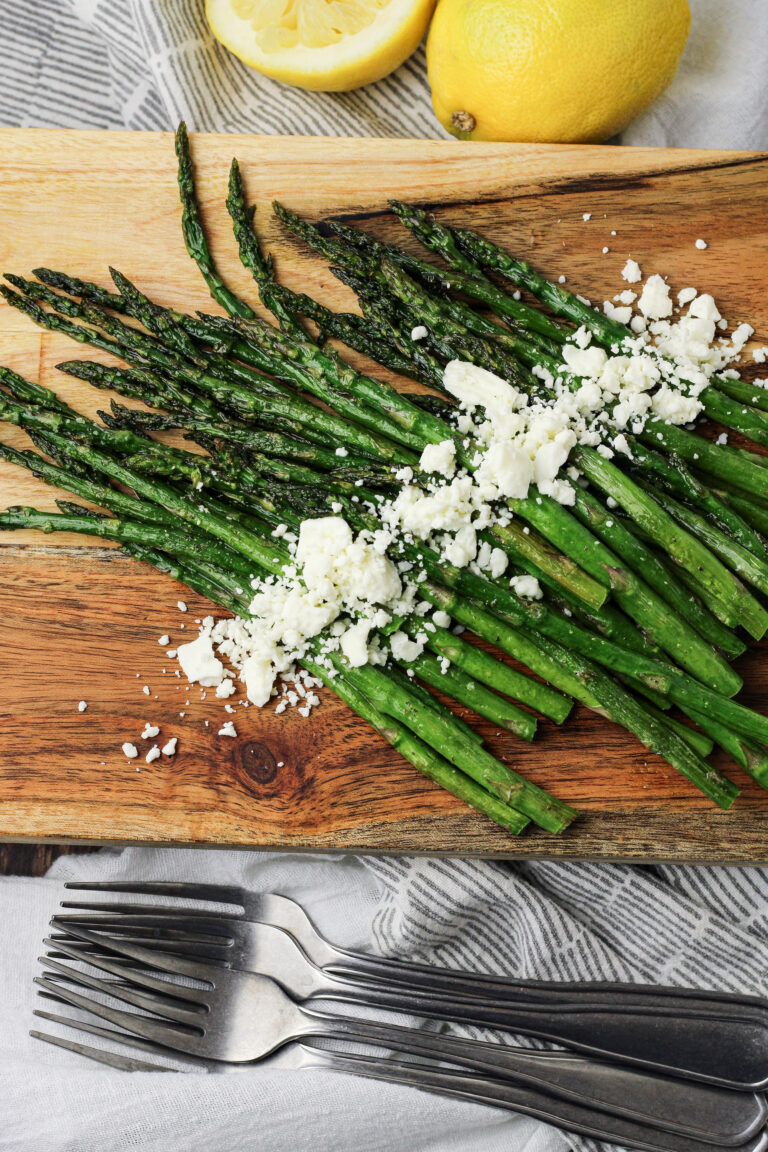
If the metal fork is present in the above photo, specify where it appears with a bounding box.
[53,899,768,1091]
[36,927,768,1151]
[30,1009,768,1152]
[61,879,768,1011]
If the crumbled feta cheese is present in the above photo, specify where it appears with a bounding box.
[510,575,543,599]
[335,447,348,458]
[77,700,87,713]
[121,743,138,759]
[218,721,237,737]
[411,325,428,340]
[177,634,225,687]
[161,737,178,756]
[582,213,592,221]
[158,634,170,646]
[145,745,161,764]
[621,259,642,284]
[695,238,708,250]
[419,439,456,477]
[390,631,424,662]
[177,601,187,613]
[141,724,160,740]
[638,274,673,320]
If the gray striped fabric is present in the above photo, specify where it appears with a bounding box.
[0,0,444,138]
[3,3,768,1150]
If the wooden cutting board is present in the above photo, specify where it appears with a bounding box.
[1,127,767,863]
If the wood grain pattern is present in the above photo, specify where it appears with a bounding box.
[1,128,767,862]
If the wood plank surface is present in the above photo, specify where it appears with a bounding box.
[1,127,767,862]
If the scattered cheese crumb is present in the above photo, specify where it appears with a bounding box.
[218,721,238,737]
[411,325,428,340]
[142,685,150,696]
[122,743,138,759]
[77,701,87,713]
[141,724,160,740]
[621,259,642,283]
[510,575,543,600]
[582,213,592,221]
[161,737,177,756]
[695,238,708,250]
[215,678,236,698]
[177,601,188,613]
[158,634,170,646]
[145,745,161,764]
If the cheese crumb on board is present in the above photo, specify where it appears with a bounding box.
[122,743,138,759]
[621,259,642,283]
[695,238,708,250]
[161,737,178,756]
[77,700,87,713]
[218,721,237,737]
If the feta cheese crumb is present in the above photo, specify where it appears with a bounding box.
[158,634,170,646]
[621,259,642,284]
[142,685,150,696]
[695,238,708,250]
[161,737,178,756]
[177,601,188,613]
[582,213,592,222]
[411,325,428,340]
[121,742,138,759]
[215,678,236,698]
[145,745,161,764]
[638,274,672,320]
[218,721,238,738]
[335,447,348,458]
[419,439,457,477]
[141,724,160,739]
[509,575,543,599]
[77,700,87,713]
[177,633,225,687]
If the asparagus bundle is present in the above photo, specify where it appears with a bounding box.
[2,123,768,835]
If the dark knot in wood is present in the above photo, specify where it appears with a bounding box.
[238,741,278,787]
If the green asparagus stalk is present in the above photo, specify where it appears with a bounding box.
[175,121,254,320]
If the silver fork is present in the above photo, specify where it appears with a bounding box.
[52,902,768,1092]
[60,879,768,1011]
[36,928,768,1152]
[30,1011,768,1152]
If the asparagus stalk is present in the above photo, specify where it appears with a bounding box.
[174,121,254,320]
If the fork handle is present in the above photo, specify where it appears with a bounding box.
[325,951,768,1012]
[301,1011,766,1147]
[318,980,768,1090]
[302,1041,768,1152]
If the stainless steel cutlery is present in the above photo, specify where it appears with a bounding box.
[31,878,768,1152]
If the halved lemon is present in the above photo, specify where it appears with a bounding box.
[206,0,435,92]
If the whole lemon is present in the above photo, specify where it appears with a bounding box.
[427,0,690,143]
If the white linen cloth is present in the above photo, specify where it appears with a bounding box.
[1,2,768,1149]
